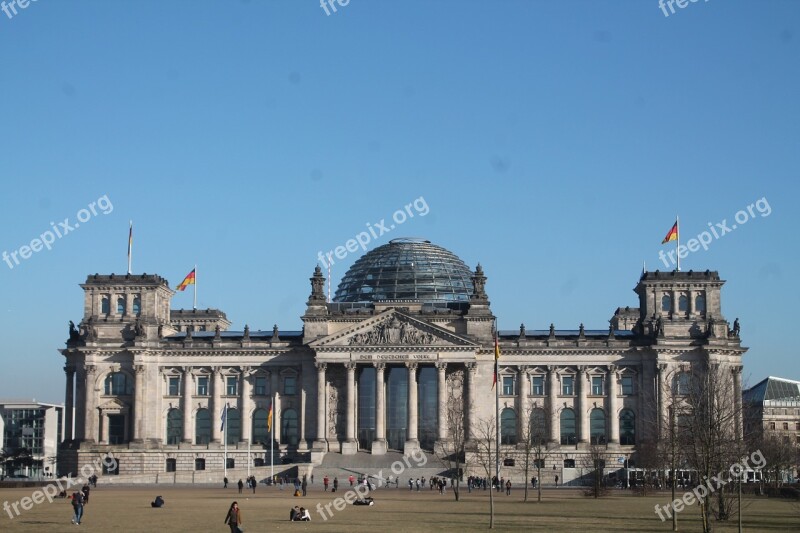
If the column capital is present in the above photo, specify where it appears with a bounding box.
[85,364,97,375]
[518,365,529,374]
[405,361,418,371]
[547,365,559,374]
[64,365,75,375]
[374,362,386,371]
[315,362,327,372]
[435,362,447,371]
[731,365,743,375]
[134,364,146,374]
[657,363,668,373]
[607,364,617,374]
[576,365,587,373]
[181,365,193,374]
[344,362,357,371]
[465,362,477,372]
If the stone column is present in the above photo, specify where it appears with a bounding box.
[101,412,109,444]
[466,362,477,442]
[547,366,559,445]
[132,364,145,442]
[607,365,619,445]
[84,365,98,443]
[518,366,529,442]
[241,368,252,444]
[313,363,328,450]
[64,365,75,441]
[657,363,667,440]
[577,366,588,444]
[342,362,358,455]
[404,362,420,454]
[182,367,193,443]
[372,362,387,454]
[211,367,223,444]
[732,365,743,441]
[437,362,448,442]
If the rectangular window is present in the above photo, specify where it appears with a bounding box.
[796,422,800,431]
[621,376,634,395]
[562,376,574,396]
[769,422,776,430]
[502,376,515,396]
[168,377,180,396]
[255,376,268,396]
[197,376,209,396]
[533,459,545,469]
[284,376,296,395]
[226,377,238,396]
[783,422,789,430]
[531,376,544,396]
[591,376,603,395]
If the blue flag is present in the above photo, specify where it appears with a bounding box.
[220,404,227,432]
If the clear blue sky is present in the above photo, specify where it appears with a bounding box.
[1,1,797,403]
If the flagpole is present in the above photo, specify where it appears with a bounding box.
[224,404,228,480]
[127,221,132,275]
[247,439,251,479]
[494,319,500,483]
[270,395,275,483]
[193,264,197,310]
[676,216,681,272]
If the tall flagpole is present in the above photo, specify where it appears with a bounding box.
[675,216,681,272]
[494,319,500,483]
[193,264,197,310]
[270,395,275,483]
[127,221,133,274]
[223,403,228,480]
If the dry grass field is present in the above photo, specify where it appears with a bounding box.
[1,484,797,532]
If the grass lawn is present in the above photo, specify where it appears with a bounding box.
[1,484,797,532]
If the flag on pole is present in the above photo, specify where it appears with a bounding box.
[661,220,679,244]
[220,404,228,432]
[177,268,196,291]
[492,332,500,388]
[267,402,273,433]
[127,221,133,274]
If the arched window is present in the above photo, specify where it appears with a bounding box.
[620,409,635,445]
[281,409,299,446]
[252,408,269,444]
[195,409,211,444]
[104,373,131,395]
[560,409,576,445]
[590,408,606,444]
[500,408,517,445]
[695,294,706,313]
[101,296,110,315]
[673,373,691,395]
[661,294,672,313]
[132,296,141,316]
[166,408,182,445]
[678,294,688,313]
[530,408,547,445]
[225,408,241,445]
[117,297,126,315]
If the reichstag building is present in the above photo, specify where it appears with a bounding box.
[58,238,746,480]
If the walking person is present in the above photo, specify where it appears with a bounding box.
[301,476,308,496]
[323,475,329,492]
[555,474,559,487]
[237,479,244,494]
[505,479,511,496]
[332,476,339,493]
[71,489,85,525]
[224,476,229,489]
[224,501,243,533]
[251,476,256,494]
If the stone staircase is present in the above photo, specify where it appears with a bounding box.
[309,450,453,488]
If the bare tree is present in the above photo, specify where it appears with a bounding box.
[516,400,552,502]
[678,362,744,533]
[435,368,469,501]
[472,416,498,529]
[580,444,610,498]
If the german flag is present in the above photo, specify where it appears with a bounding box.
[176,269,196,291]
[492,333,500,388]
[661,221,678,244]
[267,402,273,433]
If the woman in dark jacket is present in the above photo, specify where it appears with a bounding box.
[224,501,243,532]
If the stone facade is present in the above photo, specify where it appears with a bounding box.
[58,262,747,480]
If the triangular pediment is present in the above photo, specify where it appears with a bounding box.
[310,309,477,348]
[97,398,128,411]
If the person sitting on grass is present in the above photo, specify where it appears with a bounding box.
[299,507,311,521]
[290,505,301,521]
[151,495,164,508]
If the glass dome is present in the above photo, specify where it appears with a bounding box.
[333,238,474,303]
